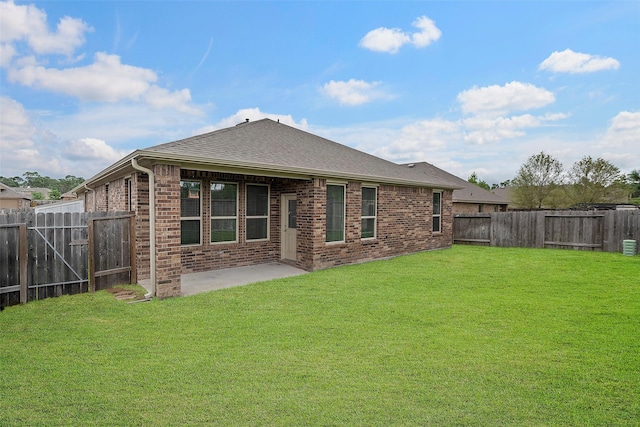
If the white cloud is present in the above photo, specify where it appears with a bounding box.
[457,81,556,116]
[64,138,131,162]
[600,111,640,148]
[375,118,462,162]
[359,27,410,54]
[0,42,16,67]
[0,95,36,150]
[0,96,138,178]
[359,15,441,54]
[8,52,156,102]
[0,96,63,176]
[7,52,203,114]
[0,0,92,58]
[410,16,442,48]
[143,86,202,115]
[462,113,569,145]
[321,79,385,106]
[539,49,620,74]
[1,2,201,115]
[196,108,309,134]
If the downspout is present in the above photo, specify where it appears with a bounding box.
[84,184,96,211]
[131,158,156,299]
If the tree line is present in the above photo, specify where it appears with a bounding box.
[468,153,640,209]
[0,172,85,200]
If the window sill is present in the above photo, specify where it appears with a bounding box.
[210,240,238,245]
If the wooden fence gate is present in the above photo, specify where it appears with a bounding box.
[0,211,136,308]
[453,210,639,252]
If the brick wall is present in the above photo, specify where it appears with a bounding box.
[178,171,304,274]
[153,164,181,298]
[134,173,150,281]
[307,181,453,271]
[86,164,455,297]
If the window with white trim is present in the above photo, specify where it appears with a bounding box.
[432,191,442,233]
[326,184,345,243]
[361,187,377,239]
[211,182,237,243]
[246,184,269,241]
[180,180,201,245]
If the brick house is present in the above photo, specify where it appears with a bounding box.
[0,183,32,209]
[403,162,508,213]
[74,119,461,298]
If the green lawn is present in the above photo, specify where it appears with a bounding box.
[1,246,638,426]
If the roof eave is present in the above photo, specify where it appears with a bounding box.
[141,151,463,189]
[73,151,141,194]
[74,150,463,192]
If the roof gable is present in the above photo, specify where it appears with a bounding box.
[141,119,458,188]
[0,183,32,200]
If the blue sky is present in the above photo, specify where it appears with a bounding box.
[1,1,638,185]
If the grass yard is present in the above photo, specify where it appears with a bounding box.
[1,246,638,426]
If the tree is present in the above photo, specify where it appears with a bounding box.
[22,171,51,189]
[49,189,61,200]
[629,169,640,198]
[566,156,627,204]
[511,152,564,209]
[491,179,511,190]
[57,175,85,193]
[468,172,490,191]
[32,192,44,200]
[0,176,23,187]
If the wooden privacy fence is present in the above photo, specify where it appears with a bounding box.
[0,211,136,308]
[454,210,640,252]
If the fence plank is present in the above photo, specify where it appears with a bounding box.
[0,210,134,307]
[88,218,96,293]
[454,210,639,252]
[19,224,27,304]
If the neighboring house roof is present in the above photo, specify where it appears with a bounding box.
[76,119,462,192]
[402,162,509,205]
[19,187,51,198]
[0,183,32,201]
[490,187,513,205]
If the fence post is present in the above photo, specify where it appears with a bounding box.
[19,224,27,304]
[489,213,495,246]
[88,218,96,292]
[535,212,545,248]
[129,214,137,284]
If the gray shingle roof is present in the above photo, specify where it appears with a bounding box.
[142,118,459,188]
[402,162,509,204]
[0,183,32,200]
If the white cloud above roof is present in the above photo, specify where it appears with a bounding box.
[0,0,91,57]
[196,108,309,134]
[359,15,441,54]
[1,1,201,116]
[539,49,620,73]
[7,52,202,114]
[375,118,462,161]
[321,79,385,106]
[599,111,640,149]
[64,138,130,162]
[457,81,556,116]
[9,52,155,102]
[462,113,569,144]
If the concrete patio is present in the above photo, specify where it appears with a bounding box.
[140,262,308,297]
